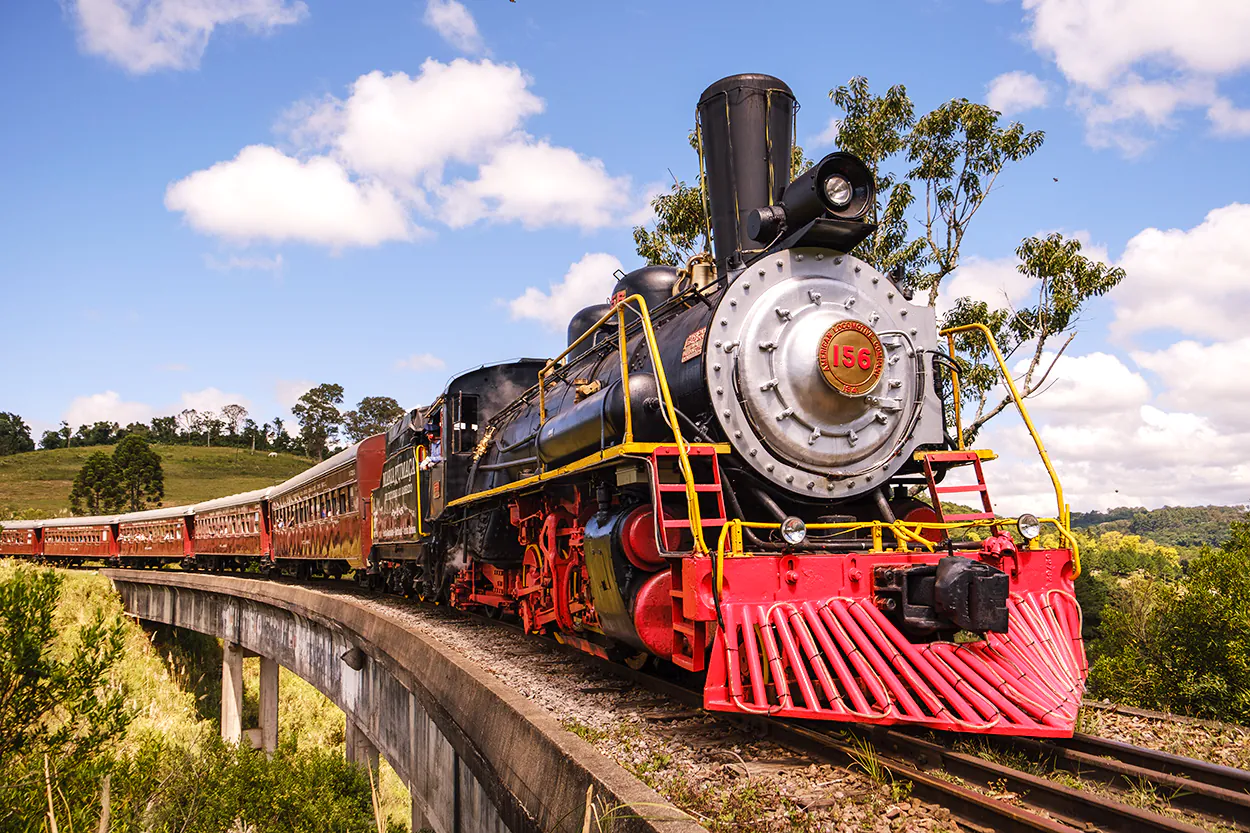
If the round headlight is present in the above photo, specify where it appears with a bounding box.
[822,175,853,208]
[1017,513,1042,540]
[780,516,807,546]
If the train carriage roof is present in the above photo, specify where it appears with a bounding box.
[268,440,367,501]
[192,488,272,515]
[1,519,43,530]
[116,505,195,525]
[40,514,118,528]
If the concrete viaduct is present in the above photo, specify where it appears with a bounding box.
[101,570,703,833]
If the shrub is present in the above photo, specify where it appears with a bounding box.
[1087,522,1250,721]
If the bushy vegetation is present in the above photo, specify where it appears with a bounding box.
[1084,522,1250,722]
[0,563,408,832]
[1072,504,1248,549]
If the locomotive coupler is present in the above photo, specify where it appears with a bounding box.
[873,556,1010,638]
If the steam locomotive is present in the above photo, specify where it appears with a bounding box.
[2,75,1086,736]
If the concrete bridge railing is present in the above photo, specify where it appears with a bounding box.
[102,570,703,833]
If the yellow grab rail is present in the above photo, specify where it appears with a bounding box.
[714,516,1080,591]
[941,323,1069,531]
[414,445,427,539]
[537,294,709,555]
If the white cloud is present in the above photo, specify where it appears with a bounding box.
[812,117,840,147]
[274,379,314,409]
[1132,338,1250,432]
[304,60,543,183]
[73,0,307,73]
[1021,0,1250,149]
[441,140,632,230]
[1015,352,1150,421]
[986,71,1049,116]
[394,353,447,371]
[159,363,189,372]
[1023,0,1250,89]
[981,349,1250,512]
[1207,97,1250,136]
[204,253,284,273]
[423,0,483,54]
[172,58,637,246]
[508,253,623,331]
[177,387,250,415]
[64,391,154,428]
[165,145,412,247]
[1111,203,1250,338]
[938,255,1035,316]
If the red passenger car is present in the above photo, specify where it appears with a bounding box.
[0,520,41,558]
[191,488,271,568]
[116,505,193,566]
[41,516,117,563]
[269,435,386,573]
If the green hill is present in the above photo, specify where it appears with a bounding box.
[0,445,315,518]
[1071,504,1249,549]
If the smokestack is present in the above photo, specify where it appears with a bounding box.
[697,74,796,276]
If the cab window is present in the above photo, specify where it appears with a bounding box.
[453,393,480,454]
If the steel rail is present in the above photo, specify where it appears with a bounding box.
[1060,732,1250,798]
[992,733,1250,828]
[551,639,1239,833]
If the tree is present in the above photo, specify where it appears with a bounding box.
[39,429,65,450]
[201,415,224,447]
[178,409,199,442]
[68,451,124,515]
[73,421,119,447]
[112,435,164,511]
[121,421,151,440]
[0,568,129,771]
[342,396,405,442]
[150,415,179,444]
[290,384,344,460]
[221,404,248,438]
[270,417,292,453]
[945,233,1124,441]
[0,413,35,456]
[1088,523,1250,721]
[241,418,266,452]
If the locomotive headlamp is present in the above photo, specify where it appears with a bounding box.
[780,152,874,223]
[780,516,808,546]
[1017,513,1042,541]
[745,151,876,246]
[822,174,854,208]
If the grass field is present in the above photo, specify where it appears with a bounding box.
[0,444,315,517]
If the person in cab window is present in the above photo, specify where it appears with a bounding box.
[421,420,443,471]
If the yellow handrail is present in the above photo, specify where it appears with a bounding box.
[536,294,709,555]
[414,445,427,539]
[941,323,1069,531]
[714,516,1080,591]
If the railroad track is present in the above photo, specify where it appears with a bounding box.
[552,629,1250,833]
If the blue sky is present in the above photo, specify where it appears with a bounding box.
[3,0,1249,512]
